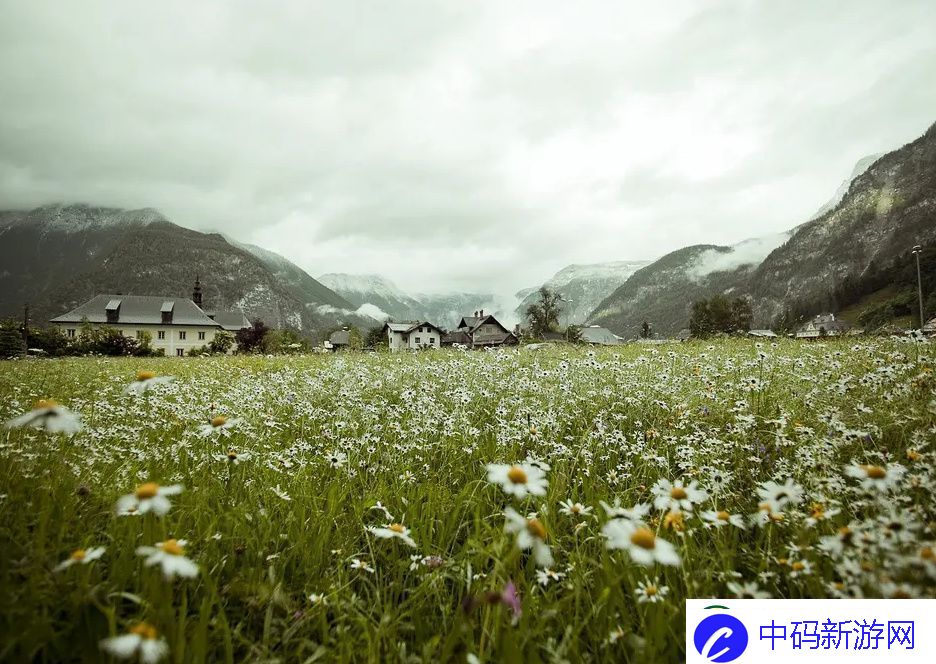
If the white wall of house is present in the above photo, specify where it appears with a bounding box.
[386,325,441,352]
[54,323,225,356]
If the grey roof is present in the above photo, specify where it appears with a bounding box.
[748,329,778,337]
[206,309,251,331]
[384,321,442,334]
[458,316,482,330]
[580,326,623,345]
[51,294,221,327]
[329,329,351,345]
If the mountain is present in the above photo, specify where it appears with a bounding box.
[586,234,789,337]
[319,273,504,330]
[750,122,936,326]
[515,260,650,326]
[810,153,884,219]
[0,204,374,339]
[588,122,936,336]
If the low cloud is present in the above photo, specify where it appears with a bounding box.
[687,232,791,280]
[356,303,390,321]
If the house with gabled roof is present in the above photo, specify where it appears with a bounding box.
[443,310,518,349]
[795,313,851,339]
[49,279,250,356]
[382,321,443,352]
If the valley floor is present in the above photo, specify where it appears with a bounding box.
[0,340,934,662]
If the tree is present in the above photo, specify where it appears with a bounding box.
[564,324,583,344]
[209,330,235,354]
[689,296,753,337]
[365,325,388,350]
[640,321,652,339]
[347,327,364,351]
[236,319,269,353]
[261,328,307,354]
[526,287,563,338]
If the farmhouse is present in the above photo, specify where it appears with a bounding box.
[795,313,851,339]
[382,321,443,352]
[443,310,518,349]
[324,328,352,351]
[580,325,623,345]
[924,317,936,336]
[49,279,249,356]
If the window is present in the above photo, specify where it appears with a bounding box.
[66,328,75,338]
[415,337,421,344]
[157,330,165,340]
[179,331,186,340]
[136,330,144,340]
[429,337,435,345]
[176,349,184,357]
[198,331,206,340]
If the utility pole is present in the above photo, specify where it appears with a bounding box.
[912,245,924,330]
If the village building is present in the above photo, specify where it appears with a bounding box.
[580,325,624,345]
[795,313,851,339]
[382,321,443,352]
[49,279,249,356]
[924,317,936,336]
[442,310,518,349]
[324,328,351,351]
[748,329,778,338]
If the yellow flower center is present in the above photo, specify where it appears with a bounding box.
[921,546,934,561]
[530,426,537,434]
[630,527,656,550]
[135,482,160,499]
[227,451,238,461]
[892,590,911,599]
[526,518,547,540]
[777,558,788,566]
[669,487,688,500]
[159,539,185,556]
[839,527,853,542]
[570,504,581,514]
[506,466,528,484]
[129,623,159,640]
[211,415,228,428]
[388,523,406,534]
[861,465,886,479]
[716,510,730,521]
[33,399,58,410]
[791,561,805,572]
[758,502,772,513]
[860,561,874,572]
[70,549,87,561]
[906,450,921,462]
[664,511,684,531]
[136,370,156,382]
[645,585,658,596]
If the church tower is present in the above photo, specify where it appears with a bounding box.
[192,275,203,307]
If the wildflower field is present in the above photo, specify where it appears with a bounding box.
[1,339,934,663]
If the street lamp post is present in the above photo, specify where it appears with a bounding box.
[912,245,924,330]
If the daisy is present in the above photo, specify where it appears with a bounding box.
[196,415,241,436]
[219,450,250,465]
[756,479,803,513]
[370,501,393,520]
[272,485,292,501]
[534,568,564,586]
[845,463,905,491]
[308,593,328,606]
[701,509,747,529]
[100,622,169,663]
[367,523,417,547]
[115,482,183,517]
[503,507,554,567]
[123,371,174,395]
[136,539,199,580]
[600,500,651,521]
[635,579,669,603]
[559,500,593,518]
[486,463,548,499]
[727,581,771,599]
[55,546,105,571]
[4,399,82,435]
[602,520,680,566]
[650,478,707,513]
[350,558,375,573]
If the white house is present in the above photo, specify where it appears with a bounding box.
[795,313,851,339]
[49,280,250,356]
[382,321,443,352]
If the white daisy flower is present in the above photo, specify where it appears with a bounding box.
[196,415,242,437]
[123,371,174,395]
[701,509,747,529]
[4,399,82,435]
[650,478,708,513]
[486,463,548,499]
[559,500,593,518]
[602,520,680,566]
[100,623,169,663]
[350,558,375,573]
[115,483,183,517]
[845,463,905,491]
[756,479,803,513]
[55,546,105,571]
[534,567,564,586]
[503,507,554,567]
[219,450,251,465]
[272,485,292,501]
[367,523,417,547]
[727,581,772,599]
[635,579,668,603]
[600,500,651,521]
[135,539,199,580]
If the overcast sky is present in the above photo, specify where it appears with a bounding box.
[1,1,934,296]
